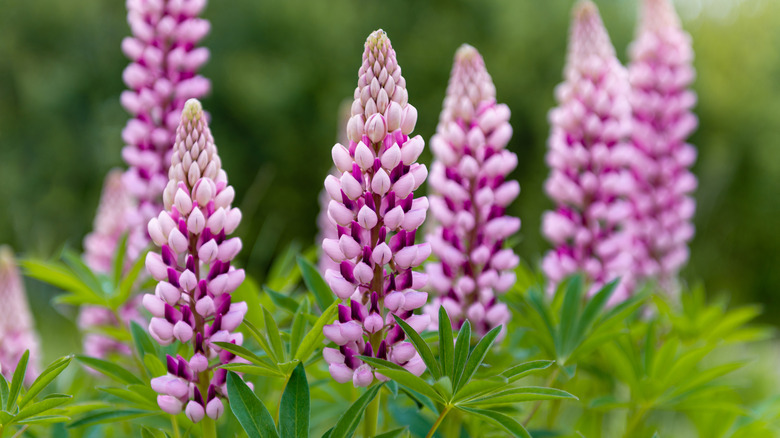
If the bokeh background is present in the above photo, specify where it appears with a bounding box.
[1,0,778,359]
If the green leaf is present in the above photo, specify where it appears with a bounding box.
[111,233,129,287]
[17,415,71,425]
[68,409,160,428]
[328,384,383,438]
[280,362,310,438]
[451,321,472,392]
[7,349,29,410]
[375,427,408,438]
[576,279,618,338]
[75,355,143,385]
[130,321,157,359]
[297,256,334,311]
[456,325,502,391]
[290,298,310,358]
[96,385,157,409]
[23,259,103,305]
[213,342,279,371]
[264,306,286,362]
[558,274,583,357]
[226,372,280,438]
[294,300,339,362]
[265,286,301,313]
[18,355,73,408]
[0,373,8,408]
[111,247,148,309]
[457,406,531,438]
[358,357,445,404]
[241,320,277,362]
[454,377,508,402]
[462,386,577,407]
[392,315,441,380]
[14,394,72,423]
[62,249,105,297]
[221,362,283,377]
[501,360,554,384]
[438,306,454,379]
[143,353,167,378]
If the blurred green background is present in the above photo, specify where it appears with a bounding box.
[1,0,778,357]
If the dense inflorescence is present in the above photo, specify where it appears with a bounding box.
[424,45,520,336]
[627,0,697,291]
[541,1,639,302]
[320,30,431,387]
[143,99,246,422]
[121,0,211,262]
[0,247,40,384]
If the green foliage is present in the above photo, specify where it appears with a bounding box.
[0,352,73,435]
[361,306,576,437]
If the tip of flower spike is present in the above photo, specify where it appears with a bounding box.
[568,0,616,65]
[640,0,681,33]
[454,44,480,63]
[365,29,390,51]
[0,245,14,269]
[182,99,204,122]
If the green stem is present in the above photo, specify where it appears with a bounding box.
[363,392,380,438]
[523,367,560,426]
[426,405,452,438]
[201,416,217,438]
[170,415,181,438]
[622,405,649,438]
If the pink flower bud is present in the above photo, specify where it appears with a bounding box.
[158,395,184,415]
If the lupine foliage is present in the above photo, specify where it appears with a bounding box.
[4,0,780,437]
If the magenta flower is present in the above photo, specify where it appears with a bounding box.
[143,99,246,422]
[423,45,519,336]
[541,1,639,302]
[0,247,40,384]
[80,170,144,360]
[627,0,697,291]
[320,30,430,387]
[120,0,211,262]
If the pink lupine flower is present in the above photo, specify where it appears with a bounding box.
[80,170,144,359]
[318,101,354,276]
[541,1,639,302]
[423,45,518,336]
[0,246,40,384]
[143,99,246,421]
[627,0,697,291]
[121,0,211,262]
[321,30,430,386]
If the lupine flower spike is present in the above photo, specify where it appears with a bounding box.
[80,170,144,359]
[0,246,40,384]
[541,1,639,302]
[424,45,519,336]
[321,30,431,387]
[627,0,697,291]
[121,0,211,262]
[143,99,247,422]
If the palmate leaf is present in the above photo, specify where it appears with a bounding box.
[6,350,29,410]
[293,300,339,362]
[451,321,472,392]
[392,315,441,380]
[13,394,72,423]
[18,354,73,408]
[23,259,105,306]
[438,307,455,379]
[461,386,577,408]
[227,372,279,438]
[358,357,446,404]
[75,355,143,385]
[456,324,502,390]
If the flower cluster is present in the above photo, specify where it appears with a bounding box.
[541,1,638,302]
[424,45,519,336]
[627,0,697,291]
[143,99,246,422]
[0,246,40,384]
[321,30,430,387]
[121,0,211,262]
[80,170,144,359]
